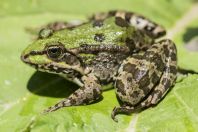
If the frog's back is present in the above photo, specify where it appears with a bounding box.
[53,17,136,49]
[56,17,154,84]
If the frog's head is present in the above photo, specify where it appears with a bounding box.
[21,28,85,77]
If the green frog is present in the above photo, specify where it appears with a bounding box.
[21,10,177,122]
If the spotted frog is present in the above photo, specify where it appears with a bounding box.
[21,10,177,121]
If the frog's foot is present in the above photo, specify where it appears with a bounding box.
[111,106,136,122]
[43,74,102,114]
[90,10,166,38]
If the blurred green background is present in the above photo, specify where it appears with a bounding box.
[0,0,198,132]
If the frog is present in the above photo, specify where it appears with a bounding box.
[21,10,177,122]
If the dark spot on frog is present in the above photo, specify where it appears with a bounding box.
[69,98,77,104]
[56,67,65,73]
[123,63,137,73]
[151,45,159,49]
[144,25,155,32]
[48,65,54,70]
[136,18,141,25]
[155,61,164,72]
[73,92,79,97]
[29,50,46,56]
[169,65,177,74]
[148,53,164,71]
[93,20,104,27]
[81,86,86,90]
[133,54,143,60]
[130,91,140,99]
[93,89,100,99]
[108,10,117,16]
[125,38,135,50]
[141,86,151,96]
[55,103,61,108]
[127,76,132,82]
[161,78,171,90]
[171,52,177,61]
[94,33,105,42]
[83,97,91,104]
[154,90,163,98]
[163,44,169,57]
[116,80,126,96]
[151,72,160,84]
[136,71,150,89]
[115,17,129,27]
[40,65,44,69]
[125,12,133,22]
[144,51,155,58]
[54,67,65,73]
[156,31,166,37]
[163,45,168,49]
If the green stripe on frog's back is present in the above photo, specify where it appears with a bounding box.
[51,17,130,49]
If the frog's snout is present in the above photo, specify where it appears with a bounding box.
[21,54,30,64]
[21,53,39,69]
[21,53,34,66]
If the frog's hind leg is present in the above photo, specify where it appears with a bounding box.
[90,10,166,38]
[111,39,177,122]
[43,74,102,113]
[137,39,177,108]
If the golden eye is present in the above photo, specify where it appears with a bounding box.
[47,45,64,59]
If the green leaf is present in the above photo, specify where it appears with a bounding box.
[0,0,198,131]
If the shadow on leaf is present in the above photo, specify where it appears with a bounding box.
[183,27,198,43]
[27,71,78,98]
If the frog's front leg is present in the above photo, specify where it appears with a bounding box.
[112,39,177,121]
[43,73,102,113]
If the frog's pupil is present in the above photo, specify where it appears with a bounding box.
[50,48,58,54]
[47,46,63,59]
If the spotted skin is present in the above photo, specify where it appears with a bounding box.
[112,39,177,121]
[21,10,177,122]
[43,73,102,113]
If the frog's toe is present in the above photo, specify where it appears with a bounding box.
[42,105,60,114]
[111,106,135,122]
[111,106,119,122]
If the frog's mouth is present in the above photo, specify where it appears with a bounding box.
[21,53,83,77]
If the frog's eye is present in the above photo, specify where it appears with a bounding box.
[46,45,64,59]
